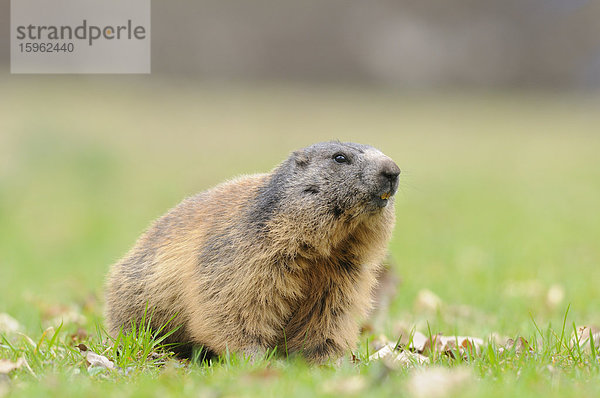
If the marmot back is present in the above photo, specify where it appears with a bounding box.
[105,141,400,362]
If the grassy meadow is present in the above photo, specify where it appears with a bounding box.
[1,78,600,397]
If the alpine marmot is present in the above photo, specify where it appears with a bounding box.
[105,141,400,362]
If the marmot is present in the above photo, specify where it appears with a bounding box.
[105,141,400,362]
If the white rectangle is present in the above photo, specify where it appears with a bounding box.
[11,0,151,74]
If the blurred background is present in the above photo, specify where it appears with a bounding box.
[1,0,599,336]
[3,0,600,87]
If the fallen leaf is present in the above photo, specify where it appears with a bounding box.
[410,331,430,352]
[0,314,21,334]
[77,343,88,352]
[369,344,396,360]
[369,344,430,368]
[69,328,88,343]
[436,336,484,358]
[87,351,115,370]
[0,358,25,374]
[571,326,600,352]
[77,345,115,371]
[369,334,391,353]
[408,367,472,398]
[488,333,511,347]
[501,337,532,355]
[384,328,485,360]
[421,334,443,355]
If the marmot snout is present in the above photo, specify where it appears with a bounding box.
[106,141,399,362]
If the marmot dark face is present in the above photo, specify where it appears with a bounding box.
[289,141,400,217]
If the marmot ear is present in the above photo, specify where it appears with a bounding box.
[293,150,309,167]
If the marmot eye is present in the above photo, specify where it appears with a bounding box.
[333,154,348,164]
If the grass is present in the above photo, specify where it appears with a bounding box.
[1,78,600,397]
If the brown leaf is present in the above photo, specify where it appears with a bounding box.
[0,358,25,374]
[76,343,88,352]
[502,337,532,355]
[369,334,391,353]
[77,345,114,370]
[439,336,484,357]
[422,334,443,355]
[410,331,431,353]
[86,351,115,370]
[70,328,89,343]
[369,344,430,368]
[0,313,22,334]
[571,326,600,352]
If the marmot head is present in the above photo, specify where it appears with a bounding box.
[287,141,400,217]
[251,141,400,256]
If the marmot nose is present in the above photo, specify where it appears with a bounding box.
[380,159,401,184]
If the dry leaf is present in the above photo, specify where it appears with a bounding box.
[571,326,600,352]
[86,351,115,370]
[70,328,88,343]
[369,344,430,368]
[384,329,485,360]
[410,332,430,352]
[408,367,472,398]
[389,326,428,351]
[77,343,88,351]
[369,344,396,360]
[0,314,21,334]
[437,336,484,357]
[0,358,25,374]
[422,334,443,355]
[370,334,391,353]
[77,344,115,371]
[488,333,511,347]
[501,337,532,355]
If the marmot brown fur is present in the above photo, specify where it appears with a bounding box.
[105,141,400,362]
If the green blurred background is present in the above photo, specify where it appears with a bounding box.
[1,0,600,339]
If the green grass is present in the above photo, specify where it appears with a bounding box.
[1,79,600,397]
